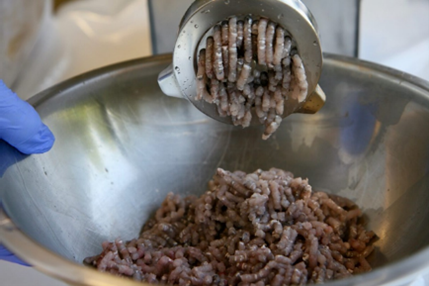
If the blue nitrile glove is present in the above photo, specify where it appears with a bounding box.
[0,79,55,266]
[0,80,54,154]
[0,236,30,266]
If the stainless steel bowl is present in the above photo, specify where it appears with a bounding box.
[1,54,429,286]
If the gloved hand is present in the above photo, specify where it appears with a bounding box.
[0,79,55,266]
[0,80,54,154]
[0,238,29,266]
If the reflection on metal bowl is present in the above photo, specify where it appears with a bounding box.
[1,54,429,286]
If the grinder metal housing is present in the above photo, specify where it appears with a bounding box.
[158,0,326,125]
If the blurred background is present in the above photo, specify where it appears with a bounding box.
[0,0,428,285]
[1,0,428,102]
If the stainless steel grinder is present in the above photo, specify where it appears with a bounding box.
[157,0,327,125]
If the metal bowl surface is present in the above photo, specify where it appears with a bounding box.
[1,54,429,286]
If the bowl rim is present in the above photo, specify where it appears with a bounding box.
[1,53,429,286]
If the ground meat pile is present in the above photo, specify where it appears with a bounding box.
[85,168,376,285]
[196,16,308,140]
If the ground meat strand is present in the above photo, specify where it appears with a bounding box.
[266,21,276,68]
[257,18,269,65]
[85,168,376,286]
[273,27,285,68]
[290,53,308,103]
[205,37,214,80]
[243,17,253,64]
[196,49,206,101]
[213,25,225,81]
[195,16,309,140]
[228,16,238,83]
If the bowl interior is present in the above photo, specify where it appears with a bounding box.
[1,55,429,278]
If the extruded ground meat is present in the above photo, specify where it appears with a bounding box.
[196,16,309,140]
[85,168,376,285]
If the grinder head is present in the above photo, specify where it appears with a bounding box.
[158,0,325,125]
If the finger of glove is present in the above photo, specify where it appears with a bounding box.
[0,80,55,154]
[0,244,30,266]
